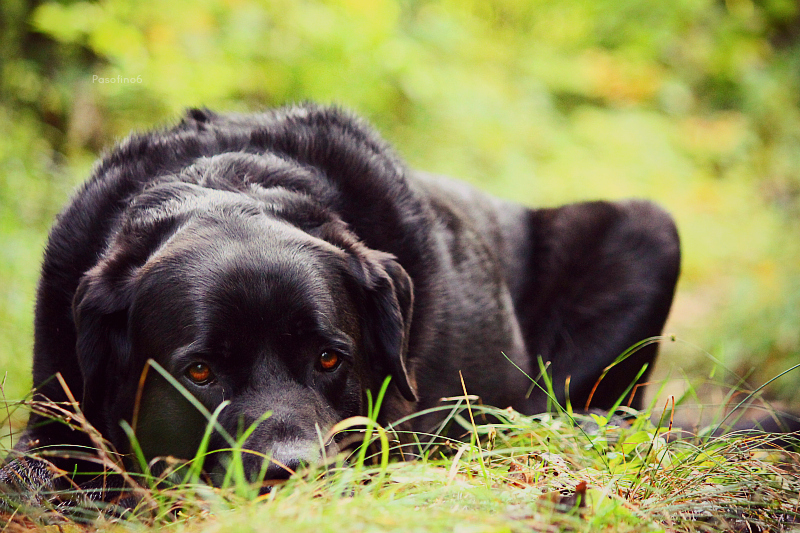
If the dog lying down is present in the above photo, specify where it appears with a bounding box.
[4,104,680,497]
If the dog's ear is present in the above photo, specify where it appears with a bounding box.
[72,185,205,424]
[347,249,417,402]
[72,255,139,426]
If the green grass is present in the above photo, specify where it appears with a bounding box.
[2,369,799,533]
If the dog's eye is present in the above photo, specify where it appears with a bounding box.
[186,362,214,384]
[318,351,341,372]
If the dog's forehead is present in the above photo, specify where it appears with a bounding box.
[132,215,356,344]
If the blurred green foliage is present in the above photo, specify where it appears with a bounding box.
[1,0,800,404]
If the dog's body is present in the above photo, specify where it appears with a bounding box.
[12,105,680,488]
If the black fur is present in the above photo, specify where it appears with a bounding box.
[9,104,680,493]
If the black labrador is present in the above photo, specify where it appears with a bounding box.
[6,104,680,493]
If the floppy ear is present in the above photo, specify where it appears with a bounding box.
[71,185,203,425]
[72,259,138,427]
[347,249,417,402]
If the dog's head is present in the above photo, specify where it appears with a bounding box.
[72,179,416,482]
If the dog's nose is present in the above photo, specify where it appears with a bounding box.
[256,446,309,494]
[258,440,319,482]
[264,456,305,481]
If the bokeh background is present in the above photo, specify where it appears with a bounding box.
[2,0,800,430]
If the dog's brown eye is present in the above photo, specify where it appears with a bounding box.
[187,363,213,384]
[318,351,340,371]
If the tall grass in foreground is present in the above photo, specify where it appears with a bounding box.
[1,372,800,532]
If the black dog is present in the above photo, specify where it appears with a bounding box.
[9,104,680,492]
